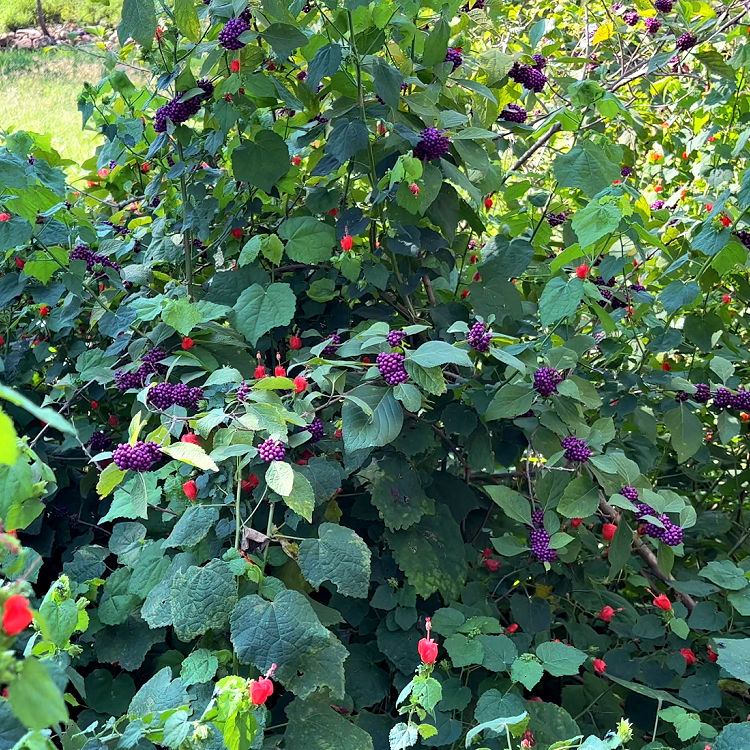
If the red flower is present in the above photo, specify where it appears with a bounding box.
[706,645,718,662]
[473,272,481,282]
[570,518,583,528]
[340,234,353,252]
[141,162,150,173]
[654,185,663,193]
[98,167,110,179]
[254,365,267,379]
[418,638,438,664]
[602,523,617,541]
[682,151,688,159]
[484,197,493,210]
[377,122,387,136]
[409,183,420,195]
[461,289,470,298]
[505,623,519,634]
[593,658,607,675]
[0,334,4,346]
[481,548,492,559]
[293,376,308,394]
[108,415,119,427]
[705,203,713,212]
[231,228,243,239]
[0,213,10,221]
[661,361,671,371]
[39,305,50,317]
[653,594,672,611]
[680,648,696,665]
[266,62,276,71]
[327,208,339,216]
[181,337,195,350]
[14,257,25,270]
[182,480,198,501]
[274,366,287,377]
[2,595,32,636]
[90,400,99,409]
[334,428,343,439]
[289,334,302,350]
[484,558,500,573]
[242,474,260,493]
[230,59,241,73]
[291,156,302,166]
[181,433,200,445]
[722,293,732,304]
[720,214,731,227]
[599,606,615,623]
[249,676,274,705]
[575,264,589,279]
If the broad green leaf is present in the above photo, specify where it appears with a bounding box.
[342,385,403,453]
[267,461,295,496]
[571,200,622,248]
[486,486,531,525]
[553,141,620,197]
[486,383,535,420]
[663,405,703,463]
[161,297,201,336]
[279,217,335,263]
[0,409,18,465]
[97,462,127,498]
[9,658,68,729]
[174,0,200,41]
[161,442,219,471]
[232,132,290,193]
[284,469,315,522]
[231,282,296,346]
[164,505,219,548]
[298,523,371,598]
[118,0,156,48]
[180,649,219,686]
[557,476,599,518]
[539,277,584,327]
[536,641,587,676]
[0,385,75,436]
[409,341,473,368]
[510,654,543,690]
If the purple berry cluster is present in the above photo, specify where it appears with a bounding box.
[529,510,557,562]
[676,32,697,51]
[112,441,162,472]
[467,321,492,353]
[546,211,569,227]
[321,333,341,357]
[533,367,563,397]
[258,438,286,462]
[376,352,409,386]
[651,199,665,210]
[70,244,121,274]
[87,431,112,453]
[734,230,750,250]
[508,63,547,93]
[154,80,214,132]
[237,382,250,401]
[623,10,640,25]
[561,436,591,463]
[500,103,528,123]
[414,127,451,161]
[147,382,204,411]
[644,17,661,34]
[307,417,325,442]
[114,347,168,391]
[624,487,684,546]
[444,47,463,70]
[654,0,673,10]
[218,16,250,50]
[531,54,547,70]
[694,383,711,403]
[620,486,639,502]
[621,166,632,177]
[713,387,732,409]
[386,329,407,347]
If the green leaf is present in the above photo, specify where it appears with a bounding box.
[284,693,374,750]
[181,649,219,686]
[510,654,544,690]
[267,461,295,496]
[423,18,450,66]
[539,277,584,327]
[327,120,371,164]
[9,658,68,729]
[307,43,342,89]
[372,58,403,107]
[557,476,600,518]
[553,141,620,197]
[284,469,315,522]
[660,280,701,315]
[663,405,703,463]
[0,385,75,436]
[0,409,18,466]
[232,132,290,193]
[118,0,156,48]
[161,442,219,471]
[0,218,31,253]
[465,713,528,748]
[342,385,403,452]
[165,505,219,548]
[170,561,237,641]
[571,200,622,247]
[389,723,418,750]
[486,486,531,525]
[700,560,749,590]
[230,590,329,675]
[161,297,201,336]
[486,383,535,420]
[536,641,588,676]
[128,666,189,716]
[230,282,296,346]
[279,217,335,263]
[261,23,308,57]
[298,523,371,598]
[409,341,473,369]
[174,0,200,41]
[403,360,446,395]
[445,634,484,667]
[714,723,750,750]
[39,598,78,648]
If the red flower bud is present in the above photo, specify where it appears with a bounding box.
[706,203,713,212]
[274,366,287,377]
[653,594,672,611]
[248,676,274,705]
[661,361,671,371]
[722,293,732,304]
[461,289,470,298]
[242,474,260,493]
[39,305,50,317]
[90,400,99,409]
[505,623,519,634]
[289,334,302,350]
[2,595,32,636]
[340,234,353,252]
[231,228,243,239]
[182,480,198,501]
[0,334,4,346]
[484,197,493,210]
[14,257,24,269]
[706,645,718,662]
[0,213,10,222]
[680,648,696,665]
[570,518,583,528]
[230,59,241,73]
[254,365,267,379]
[182,433,200,445]
[108,415,119,427]
[575,264,589,279]
[409,182,420,195]
[593,658,606,675]
[418,637,438,664]
[291,156,302,166]
[599,606,615,623]
[293,376,308,393]
[483,558,500,573]
[182,337,195,350]
[602,523,617,541]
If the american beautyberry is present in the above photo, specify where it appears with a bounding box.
[376,352,409,386]
[444,47,463,70]
[694,383,711,403]
[676,32,697,51]
[623,10,640,25]
[321,333,341,357]
[644,17,661,34]
[257,438,286,463]
[387,329,407,347]
[620,486,639,502]
[500,103,528,123]
[307,417,325,442]
[467,321,492,353]
[713,387,733,409]
[112,441,162,472]
[561,436,591,463]
[533,367,563,397]
[218,17,250,50]
[414,127,452,161]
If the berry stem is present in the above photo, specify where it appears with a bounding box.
[177,142,194,300]
[234,457,243,549]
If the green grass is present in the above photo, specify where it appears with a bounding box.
[0,0,122,32]
[0,48,104,164]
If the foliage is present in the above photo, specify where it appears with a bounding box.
[0,0,750,749]
[0,0,123,32]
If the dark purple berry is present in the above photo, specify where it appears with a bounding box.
[732,389,750,411]
[444,47,463,70]
[147,382,204,411]
[87,431,112,454]
[546,211,569,227]
[500,103,527,123]
[70,244,121,274]
[530,527,557,562]
[734,231,750,251]
[676,32,697,51]
[467,321,492,353]
[533,367,563,397]
[258,438,286,462]
[307,417,325,442]
[654,0,673,10]
[675,390,689,402]
[651,199,665,210]
[414,127,451,161]
[620,486,639,502]
[112,441,162,472]
[321,333,341,357]
[237,382,250,401]
[218,17,250,50]
[694,383,711,403]
[623,10,640,25]
[713,387,733,409]
[661,522,683,546]
[531,509,544,527]
[561,436,591,463]
[531,54,547,69]
[508,63,547,93]
[621,166,632,177]
[644,17,661,34]
[376,352,409,386]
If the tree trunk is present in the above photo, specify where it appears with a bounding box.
[36,0,50,38]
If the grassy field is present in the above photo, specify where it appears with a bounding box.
[0,48,104,164]
[0,0,122,32]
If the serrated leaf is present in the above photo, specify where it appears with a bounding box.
[486,486,531,525]
[267,461,295,496]
[174,0,200,41]
[342,385,403,452]
[409,340,473,368]
[230,282,296,346]
[9,658,68,729]
[536,641,588,676]
[165,505,219,549]
[161,442,219,471]
[510,654,543,690]
[486,383,534,420]
[161,297,201,336]
[279,217,335,264]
